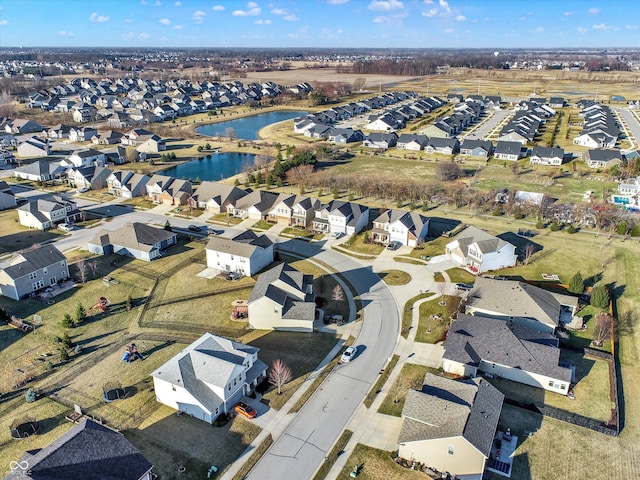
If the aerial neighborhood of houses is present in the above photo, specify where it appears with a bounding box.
[0,57,637,480]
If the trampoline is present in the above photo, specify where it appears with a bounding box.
[10,419,40,439]
[103,387,128,403]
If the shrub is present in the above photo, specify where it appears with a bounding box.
[25,388,36,403]
[550,221,560,231]
[567,225,577,234]
[59,348,69,362]
[536,220,544,229]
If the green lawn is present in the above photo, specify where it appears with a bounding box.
[379,270,412,286]
[336,444,425,480]
[208,212,244,225]
[251,220,273,230]
[563,305,613,352]
[401,293,432,338]
[364,355,400,408]
[340,231,385,256]
[415,298,459,344]
[121,197,156,210]
[378,363,436,417]
[443,268,477,284]
[0,209,62,255]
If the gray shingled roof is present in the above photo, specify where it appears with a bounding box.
[88,222,176,253]
[450,225,512,256]
[399,373,503,458]
[205,230,273,259]
[2,245,66,280]
[5,419,152,480]
[467,276,577,328]
[443,314,572,383]
[151,333,260,413]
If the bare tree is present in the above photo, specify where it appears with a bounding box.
[593,314,613,347]
[436,162,462,181]
[286,164,315,187]
[225,127,237,141]
[0,90,16,118]
[523,243,535,266]
[269,358,293,395]
[331,284,344,302]
[77,260,88,284]
[391,374,412,404]
[88,260,98,279]
[353,77,366,92]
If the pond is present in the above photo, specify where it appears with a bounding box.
[161,152,263,182]
[196,110,307,140]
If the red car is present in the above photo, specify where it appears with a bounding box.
[234,401,257,419]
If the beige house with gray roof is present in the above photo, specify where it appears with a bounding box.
[466,276,578,333]
[398,373,503,480]
[88,222,177,262]
[445,226,517,274]
[151,333,267,424]
[248,263,315,332]
[205,230,274,276]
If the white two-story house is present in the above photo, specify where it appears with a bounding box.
[445,226,517,274]
[151,333,267,424]
[371,209,429,247]
[312,200,369,236]
[17,195,81,230]
[205,230,274,277]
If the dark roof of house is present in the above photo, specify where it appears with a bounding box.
[460,139,494,152]
[494,141,523,155]
[5,418,152,480]
[584,148,622,162]
[3,245,66,280]
[531,146,564,159]
[399,373,503,457]
[248,262,313,304]
[206,230,273,258]
[467,276,578,328]
[443,314,573,383]
[88,222,176,254]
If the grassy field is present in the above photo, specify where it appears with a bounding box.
[378,363,433,417]
[415,298,453,344]
[443,268,477,284]
[0,208,62,255]
[341,231,385,256]
[336,443,425,480]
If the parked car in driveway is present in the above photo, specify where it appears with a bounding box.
[331,231,345,239]
[234,401,257,419]
[58,223,74,232]
[187,225,202,232]
[386,241,402,251]
[208,228,224,236]
[341,346,357,363]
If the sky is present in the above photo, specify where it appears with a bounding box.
[0,0,638,49]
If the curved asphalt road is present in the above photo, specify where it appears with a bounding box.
[246,239,399,480]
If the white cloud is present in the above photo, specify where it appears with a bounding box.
[255,19,272,24]
[192,10,206,23]
[159,18,171,25]
[368,0,403,12]
[626,24,638,30]
[456,15,466,21]
[271,8,287,15]
[592,23,608,30]
[124,18,133,23]
[536,26,544,32]
[0,19,7,25]
[122,32,135,40]
[59,30,74,36]
[212,5,225,10]
[174,1,181,5]
[328,0,349,3]
[577,26,588,34]
[422,8,437,17]
[154,0,161,5]
[424,0,434,3]
[173,24,183,29]
[138,32,150,39]
[372,11,407,25]
[444,28,454,33]
[588,7,600,15]
[288,33,298,38]
[284,14,299,21]
[564,11,574,16]
[233,2,261,16]
[89,12,110,23]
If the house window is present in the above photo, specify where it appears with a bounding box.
[43,267,48,274]
[172,385,176,391]
[29,272,37,280]
[448,445,455,455]
[549,380,554,387]
[50,277,56,285]
[274,307,278,313]
[32,280,44,291]
[60,261,66,267]
[561,384,567,390]
[227,384,231,391]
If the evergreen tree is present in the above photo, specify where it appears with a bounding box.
[568,272,584,294]
[75,304,86,325]
[590,283,610,309]
[61,313,75,329]
[25,388,36,403]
